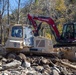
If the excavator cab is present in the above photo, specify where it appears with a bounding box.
[54,23,76,47]
[61,23,76,42]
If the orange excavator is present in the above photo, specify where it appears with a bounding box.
[27,14,76,47]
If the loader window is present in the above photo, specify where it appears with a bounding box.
[11,26,23,38]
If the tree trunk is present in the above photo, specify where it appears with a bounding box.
[17,0,20,24]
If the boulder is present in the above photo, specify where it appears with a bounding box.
[22,60,31,68]
[2,58,7,62]
[52,66,60,75]
[2,60,21,70]
[2,70,10,75]
[41,58,49,64]
[35,66,44,73]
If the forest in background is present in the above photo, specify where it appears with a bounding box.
[0,0,76,42]
[1,0,76,24]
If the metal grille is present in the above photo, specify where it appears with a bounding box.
[36,40,45,47]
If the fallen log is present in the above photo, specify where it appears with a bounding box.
[2,60,21,70]
[56,59,76,70]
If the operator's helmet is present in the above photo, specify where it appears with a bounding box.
[18,29,22,33]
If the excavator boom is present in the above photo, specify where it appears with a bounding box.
[28,14,60,41]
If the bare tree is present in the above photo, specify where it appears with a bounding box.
[0,0,2,44]
[7,0,9,24]
[0,0,1,18]
[0,0,7,44]
[17,0,21,24]
[0,0,1,17]
[1,0,7,16]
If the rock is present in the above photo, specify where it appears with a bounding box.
[43,65,50,69]
[42,71,49,75]
[26,73,34,75]
[16,66,24,70]
[35,66,44,73]
[60,67,69,75]
[27,72,42,75]
[2,70,10,75]
[22,60,31,68]
[10,71,21,75]
[52,69,59,75]
[21,69,29,75]
[2,58,7,62]
[27,67,35,71]
[41,58,49,64]
[0,66,3,71]
[0,46,6,56]
[59,47,76,61]
[7,53,16,59]
[21,68,37,75]
[27,71,42,75]
[42,65,52,75]
[52,66,60,75]
[2,73,8,75]
[19,53,26,60]
[44,69,52,75]
[19,53,30,68]
[2,60,21,70]
[0,61,2,66]
[0,55,3,60]
[34,72,42,75]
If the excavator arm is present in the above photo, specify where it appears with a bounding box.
[28,14,60,41]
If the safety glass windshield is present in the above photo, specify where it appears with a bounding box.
[11,26,23,38]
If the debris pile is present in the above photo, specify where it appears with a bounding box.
[0,53,75,75]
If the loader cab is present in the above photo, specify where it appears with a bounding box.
[61,23,76,42]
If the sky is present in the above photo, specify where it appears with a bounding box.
[2,0,34,15]
[9,0,29,11]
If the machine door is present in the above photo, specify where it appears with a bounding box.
[74,24,76,39]
[61,23,75,42]
[54,23,76,47]
[24,26,34,47]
